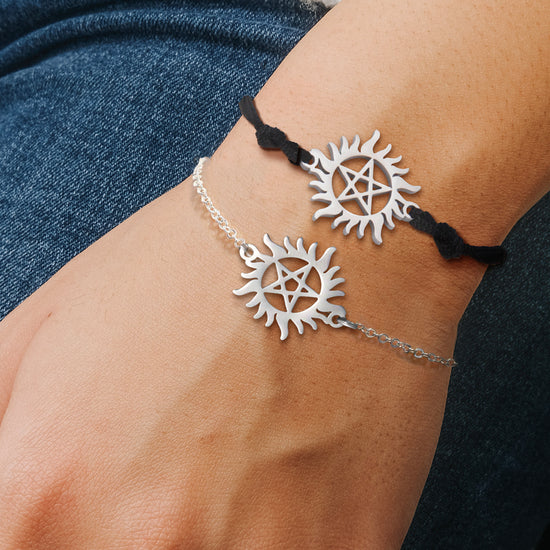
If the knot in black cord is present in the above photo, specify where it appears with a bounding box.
[408,207,437,233]
[255,124,286,149]
[239,96,312,165]
[433,223,465,259]
[408,206,506,265]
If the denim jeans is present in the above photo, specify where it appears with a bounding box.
[1,1,548,547]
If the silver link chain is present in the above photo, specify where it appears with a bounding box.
[337,316,457,368]
[192,157,250,251]
[192,157,457,368]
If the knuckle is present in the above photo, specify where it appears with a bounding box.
[0,449,82,540]
[115,496,199,549]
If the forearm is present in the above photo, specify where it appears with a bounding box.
[186,0,549,545]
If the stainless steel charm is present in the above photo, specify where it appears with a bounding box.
[300,132,421,244]
[233,234,346,340]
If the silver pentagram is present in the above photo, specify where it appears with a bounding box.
[233,234,346,340]
[337,160,393,217]
[263,255,318,313]
[301,132,421,244]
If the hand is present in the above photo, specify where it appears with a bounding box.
[0,174,452,548]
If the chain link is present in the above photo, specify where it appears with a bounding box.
[192,157,250,251]
[337,317,457,368]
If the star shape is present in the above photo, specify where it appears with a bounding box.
[262,261,319,313]
[337,159,392,215]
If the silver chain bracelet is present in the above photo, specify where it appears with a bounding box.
[337,317,457,368]
[192,157,457,367]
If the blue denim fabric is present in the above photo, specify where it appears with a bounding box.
[0,1,548,547]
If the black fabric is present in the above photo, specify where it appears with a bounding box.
[408,207,507,265]
[238,95,313,164]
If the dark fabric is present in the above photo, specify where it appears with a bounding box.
[406,200,550,549]
[0,1,548,547]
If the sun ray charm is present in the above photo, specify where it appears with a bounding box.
[233,234,346,340]
[301,132,421,244]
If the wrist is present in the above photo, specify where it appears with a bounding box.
[203,122,481,350]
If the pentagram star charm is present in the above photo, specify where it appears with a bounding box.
[301,132,421,244]
[337,161,393,216]
[234,234,346,340]
[263,261,318,313]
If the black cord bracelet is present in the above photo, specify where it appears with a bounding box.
[239,95,506,266]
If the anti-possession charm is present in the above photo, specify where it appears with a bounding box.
[234,234,346,340]
[300,132,420,244]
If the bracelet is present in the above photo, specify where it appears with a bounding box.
[239,96,506,266]
[192,157,457,367]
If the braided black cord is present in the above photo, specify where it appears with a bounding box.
[238,96,313,165]
[239,96,507,265]
[408,207,507,265]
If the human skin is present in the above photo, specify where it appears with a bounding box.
[0,0,548,548]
